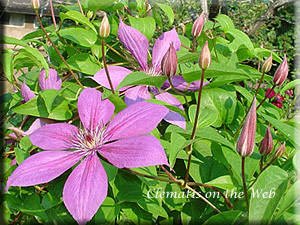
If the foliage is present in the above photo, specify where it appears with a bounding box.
[1,0,299,224]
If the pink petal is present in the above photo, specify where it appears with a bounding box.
[105,101,168,141]
[152,28,181,72]
[100,135,169,168]
[91,66,132,91]
[77,88,115,131]
[162,75,209,91]
[63,154,107,225]
[39,68,62,90]
[20,80,36,102]
[124,85,151,106]
[6,151,82,188]
[118,20,149,70]
[154,92,186,130]
[30,123,79,150]
[24,118,52,135]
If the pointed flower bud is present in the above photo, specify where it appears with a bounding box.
[274,142,286,158]
[192,12,204,37]
[31,0,40,9]
[261,54,273,73]
[236,98,257,157]
[198,41,211,70]
[99,13,110,39]
[161,43,178,78]
[273,54,288,86]
[259,124,273,156]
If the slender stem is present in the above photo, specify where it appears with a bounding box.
[192,37,196,52]
[160,165,177,181]
[77,0,84,15]
[259,155,264,172]
[241,157,249,213]
[0,131,20,141]
[185,185,221,213]
[104,42,129,61]
[280,97,295,119]
[124,168,179,184]
[167,76,189,106]
[183,69,206,187]
[257,84,276,110]
[35,10,84,88]
[181,43,194,51]
[188,182,232,208]
[11,211,22,225]
[18,115,29,129]
[49,0,57,29]
[254,72,265,97]
[101,39,115,94]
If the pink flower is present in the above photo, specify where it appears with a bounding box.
[6,88,169,225]
[285,89,293,97]
[272,102,283,108]
[265,88,275,98]
[20,68,62,102]
[275,93,284,103]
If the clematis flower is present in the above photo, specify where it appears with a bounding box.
[6,88,169,225]
[20,68,62,102]
[92,21,207,129]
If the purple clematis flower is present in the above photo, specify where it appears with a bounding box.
[6,88,169,225]
[20,68,62,102]
[92,21,205,129]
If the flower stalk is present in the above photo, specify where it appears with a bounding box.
[242,157,249,213]
[34,9,84,88]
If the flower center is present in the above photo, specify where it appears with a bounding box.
[71,126,105,155]
[143,67,161,77]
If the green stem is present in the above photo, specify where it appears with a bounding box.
[192,37,196,52]
[183,69,205,187]
[101,39,115,94]
[242,157,249,213]
[35,10,84,88]
[259,155,264,172]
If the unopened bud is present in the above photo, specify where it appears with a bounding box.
[87,11,94,20]
[31,0,40,9]
[161,43,177,78]
[259,124,273,156]
[273,54,288,86]
[236,98,257,157]
[99,13,110,39]
[274,142,286,158]
[198,41,211,70]
[261,54,273,73]
[192,12,204,37]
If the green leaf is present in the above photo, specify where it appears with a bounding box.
[262,114,300,149]
[59,27,97,47]
[169,132,186,167]
[128,16,156,41]
[145,99,187,119]
[1,50,14,83]
[0,36,28,47]
[215,14,235,32]
[156,3,174,25]
[13,89,72,120]
[116,72,166,90]
[60,82,82,101]
[62,53,101,75]
[253,48,281,63]
[227,29,254,51]
[94,197,120,224]
[249,166,288,224]
[205,175,235,191]
[17,47,49,76]
[60,11,97,33]
[22,26,55,40]
[275,179,300,219]
[87,0,115,11]
[178,52,199,64]
[15,147,30,165]
[41,191,62,210]
[280,79,300,94]
[189,104,218,128]
[293,151,300,171]
[203,210,243,225]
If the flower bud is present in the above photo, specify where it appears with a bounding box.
[236,98,257,157]
[31,0,40,9]
[198,41,211,70]
[274,142,286,158]
[273,54,288,86]
[99,13,110,39]
[261,54,272,73]
[192,12,204,37]
[259,124,273,156]
[161,43,177,78]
